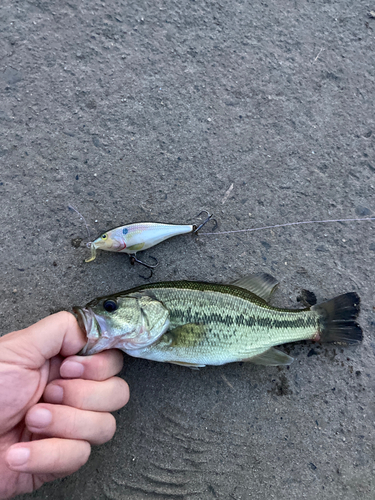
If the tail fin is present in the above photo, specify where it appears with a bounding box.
[312,292,363,345]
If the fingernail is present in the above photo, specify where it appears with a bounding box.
[27,408,52,428]
[61,360,84,378]
[44,384,64,403]
[7,447,30,468]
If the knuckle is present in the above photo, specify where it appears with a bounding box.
[63,412,78,437]
[68,381,89,409]
[58,440,91,472]
[51,440,66,470]
[93,354,108,378]
[115,378,130,407]
[56,310,77,327]
[105,377,129,411]
[57,379,90,409]
[111,349,124,371]
[77,441,91,466]
[101,414,117,443]
[97,350,123,377]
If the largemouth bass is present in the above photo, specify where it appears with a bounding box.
[73,274,362,367]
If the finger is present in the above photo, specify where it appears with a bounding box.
[25,404,116,445]
[5,438,90,474]
[44,377,129,412]
[60,349,124,381]
[47,354,64,383]
[0,312,85,369]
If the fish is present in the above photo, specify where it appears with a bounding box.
[73,274,362,367]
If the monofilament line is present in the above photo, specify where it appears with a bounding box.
[200,217,375,236]
[68,205,91,239]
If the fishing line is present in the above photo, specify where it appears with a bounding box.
[200,217,375,236]
[68,205,91,239]
[67,203,375,243]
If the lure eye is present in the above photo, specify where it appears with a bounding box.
[101,234,108,240]
[103,300,118,312]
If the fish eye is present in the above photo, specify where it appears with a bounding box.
[103,299,118,312]
[101,234,107,240]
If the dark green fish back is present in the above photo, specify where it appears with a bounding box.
[91,280,306,313]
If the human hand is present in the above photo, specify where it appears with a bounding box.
[0,312,129,499]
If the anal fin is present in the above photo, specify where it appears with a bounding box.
[168,360,206,370]
[248,347,294,366]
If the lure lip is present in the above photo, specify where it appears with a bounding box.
[85,242,97,263]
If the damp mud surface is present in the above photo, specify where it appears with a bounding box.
[1,0,375,498]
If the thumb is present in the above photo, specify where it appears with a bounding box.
[0,312,86,369]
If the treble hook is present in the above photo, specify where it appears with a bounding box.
[129,254,158,279]
[193,211,218,234]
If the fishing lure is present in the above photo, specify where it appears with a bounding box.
[85,211,216,272]
[69,204,375,276]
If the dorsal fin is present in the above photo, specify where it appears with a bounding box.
[230,273,279,302]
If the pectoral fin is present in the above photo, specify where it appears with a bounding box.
[247,347,294,366]
[230,273,279,302]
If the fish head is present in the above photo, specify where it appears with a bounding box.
[73,292,170,356]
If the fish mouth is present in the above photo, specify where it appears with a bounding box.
[73,306,101,355]
[73,306,91,337]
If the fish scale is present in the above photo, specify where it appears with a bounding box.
[125,284,321,365]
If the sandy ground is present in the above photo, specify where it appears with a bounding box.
[1,0,375,498]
